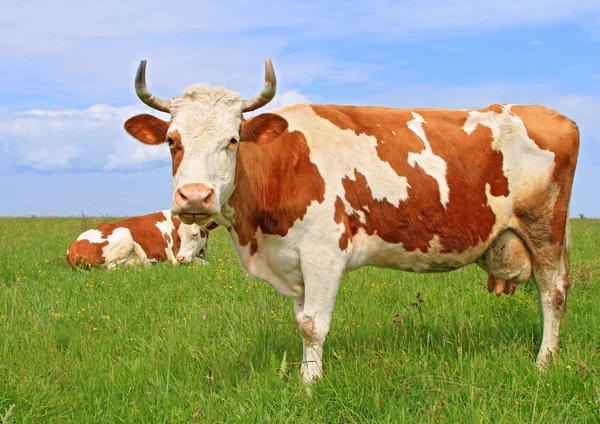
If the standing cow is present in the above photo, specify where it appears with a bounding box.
[124,59,579,385]
[67,210,214,269]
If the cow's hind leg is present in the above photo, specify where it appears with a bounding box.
[294,248,344,386]
[531,221,571,368]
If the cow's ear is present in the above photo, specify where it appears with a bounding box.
[240,113,288,144]
[124,114,170,145]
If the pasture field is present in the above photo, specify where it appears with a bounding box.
[0,216,599,423]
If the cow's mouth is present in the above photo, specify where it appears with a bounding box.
[178,213,212,225]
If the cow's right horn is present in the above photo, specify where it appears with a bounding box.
[135,60,172,113]
[241,58,277,113]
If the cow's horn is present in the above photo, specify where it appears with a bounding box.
[135,60,171,113]
[241,58,277,113]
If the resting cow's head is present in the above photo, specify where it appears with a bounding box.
[176,222,208,263]
[124,59,277,225]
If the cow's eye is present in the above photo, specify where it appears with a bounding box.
[229,138,239,146]
[192,233,199,237]
[167,137,174,146]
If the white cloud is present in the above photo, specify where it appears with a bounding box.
[276,90,312,107]
[106,144,170,171]
[356,0,600,34]
[2,1,598,55]
[529,40,545,45]
[3,0,597,110]
[21,145,80,171]
[0,103,170,174]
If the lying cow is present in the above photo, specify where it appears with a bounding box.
[66,210,214,269]
[124,59,578,385]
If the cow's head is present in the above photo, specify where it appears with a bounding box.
[124,59,277,225]
[176,222,208,263]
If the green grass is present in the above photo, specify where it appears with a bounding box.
[0,217,599,423]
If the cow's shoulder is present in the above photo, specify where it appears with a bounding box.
[231,109,326,253]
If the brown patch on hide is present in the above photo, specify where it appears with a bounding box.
[171,216,182,256]
[166,130,184,176]
[66,239,108,268]
[311,104,510,253]
[334,196,353,250]
[229,113,326,254]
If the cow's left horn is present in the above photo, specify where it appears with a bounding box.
[135,60,172,113]
[241,58,277,113]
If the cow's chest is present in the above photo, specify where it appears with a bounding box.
[230,230,305,298]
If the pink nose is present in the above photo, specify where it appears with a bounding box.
[175,184,214,210]
[176,255,187,263]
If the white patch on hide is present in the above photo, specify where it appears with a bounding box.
[102,227,138,268]
[155,210,176,263]
[406,112,450,208]
[462,105,556,202]
[280,105,410,207]
[77,229,105,243]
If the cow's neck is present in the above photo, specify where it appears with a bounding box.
[226,125,326,254]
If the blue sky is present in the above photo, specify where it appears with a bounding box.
[1,0,599,216]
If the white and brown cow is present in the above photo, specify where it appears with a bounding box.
[124,59,579,385]
[66,210,213,269]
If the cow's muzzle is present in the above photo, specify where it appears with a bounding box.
[174,184,215,223]
[176,254,190,263]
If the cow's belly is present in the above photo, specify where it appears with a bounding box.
[345,230,494,272]
[227,194,511,293]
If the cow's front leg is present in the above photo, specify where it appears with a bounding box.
[293,251,344,386]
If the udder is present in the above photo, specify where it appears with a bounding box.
[477,230,532,296]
